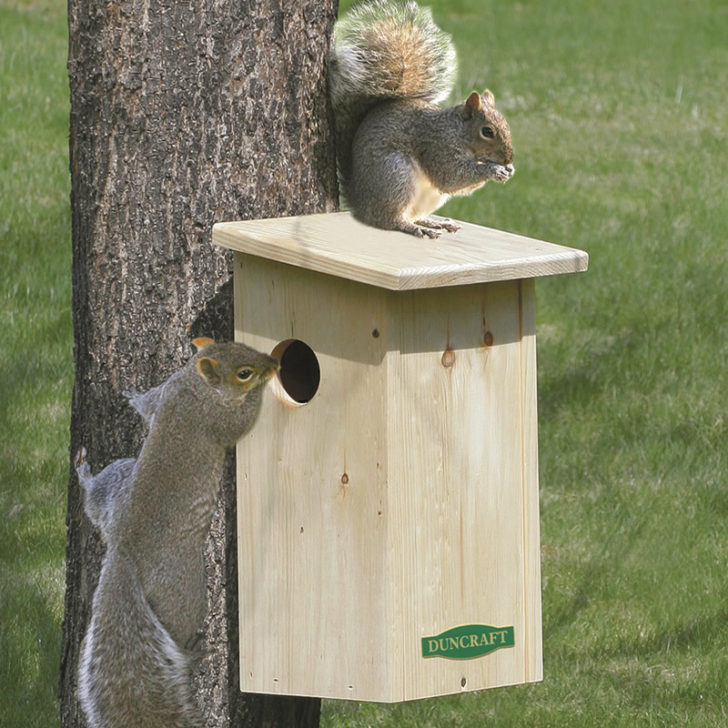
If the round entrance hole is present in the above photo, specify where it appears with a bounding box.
[270,339,320,405]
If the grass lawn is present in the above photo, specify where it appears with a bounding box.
[1,1,72,726]
[2,0,727,726]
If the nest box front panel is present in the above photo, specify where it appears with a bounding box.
[234,254,396,700]
[233,253,542,702]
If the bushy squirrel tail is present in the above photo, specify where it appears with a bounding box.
[329,0,457,181]
[79,556,201,728]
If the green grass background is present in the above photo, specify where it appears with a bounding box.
[1,0,726,725]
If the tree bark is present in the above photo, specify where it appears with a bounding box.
[60,1,338,726]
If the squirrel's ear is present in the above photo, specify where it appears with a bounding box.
[192,337,214,351]
[482,89,495,107]
[197,357,221,385]
[465,91,482,113]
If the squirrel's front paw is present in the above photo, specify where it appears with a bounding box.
[74,447,88,470]
[493,163,515,183]
[480,161,515,183]
[75,447,92,485]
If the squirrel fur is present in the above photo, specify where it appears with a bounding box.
[329,0,514,237]
[75,338,279,728]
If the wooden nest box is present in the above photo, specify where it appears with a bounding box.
[213,212,588,703]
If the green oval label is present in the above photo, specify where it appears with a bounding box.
[421,624,515,660]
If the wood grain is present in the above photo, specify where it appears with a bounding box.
[233,252,545,701]
[213,212,588,291]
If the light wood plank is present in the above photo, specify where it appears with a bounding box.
[213,212,588,291]
[234,251,543,701]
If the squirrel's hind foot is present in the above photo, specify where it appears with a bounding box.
[388,216,463,238]
[415,217,461,234]
[385,218,442,238]
[409,223,441,239]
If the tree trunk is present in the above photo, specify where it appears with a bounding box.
[60,1,338,726]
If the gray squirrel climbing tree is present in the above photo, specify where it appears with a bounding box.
[60,1,338,726]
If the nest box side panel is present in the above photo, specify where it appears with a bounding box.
[233,253,396,701]
[385,278,543,701]
[519,278,543,684]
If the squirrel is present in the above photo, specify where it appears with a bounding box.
[329,0,514,238]
[75,338,279,728]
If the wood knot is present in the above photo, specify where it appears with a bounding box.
[483,331,494,347]
[441,348,455,368]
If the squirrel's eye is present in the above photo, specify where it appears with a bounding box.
[480,126,495,139]
[236,368,254,382]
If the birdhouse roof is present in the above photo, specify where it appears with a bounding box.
[213,212,588,291]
